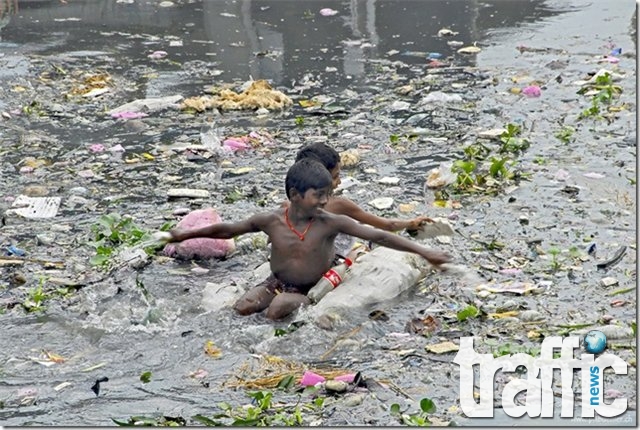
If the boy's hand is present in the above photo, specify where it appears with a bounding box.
[423,249,452,267]
[152,231,174,244]
[405,216,434,232]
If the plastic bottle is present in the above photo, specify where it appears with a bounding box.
[307,258,353,304]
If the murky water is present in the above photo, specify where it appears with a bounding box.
[0,0,636,426]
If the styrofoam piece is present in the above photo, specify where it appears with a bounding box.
[8,195,61,219]
[166,188,210,199]
[412,217,455,239]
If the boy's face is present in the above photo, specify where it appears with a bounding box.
[294,187,331,213]
[329,164,341,190]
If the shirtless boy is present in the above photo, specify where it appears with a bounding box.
[162,159,451,320]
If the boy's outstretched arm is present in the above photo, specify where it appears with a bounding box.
[168,213,269,242]
[331,197,432,231]
[333,214,451,266]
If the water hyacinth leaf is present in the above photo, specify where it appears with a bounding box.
[420,397,436,414]
[140,371,152,383]
[276,374,295,390]
[457,305,479,322]
[390,403,401,414]
[192,414,223,426]
[218,401,232,411]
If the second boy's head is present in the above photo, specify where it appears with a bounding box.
[285,159,332,207]
[295,142,341,190]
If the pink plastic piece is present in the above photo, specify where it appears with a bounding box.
[163,208,236,259]
[300,371,326,386]
[522,85,541,97]
[333,373,356,383]
[222,137,251,152]
[111,111,149,119]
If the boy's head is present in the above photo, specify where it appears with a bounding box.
[295,142,341,190]
[285,159,332,200]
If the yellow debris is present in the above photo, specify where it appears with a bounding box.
[181,80,292,112]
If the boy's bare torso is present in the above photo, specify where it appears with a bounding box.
[260,209,338,288]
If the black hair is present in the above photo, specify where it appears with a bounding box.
[285,159,332,199]
[294,142,340,170]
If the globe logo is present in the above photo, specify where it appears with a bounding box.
[584,330,607,354]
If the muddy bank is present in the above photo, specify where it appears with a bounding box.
[0,0,636,426]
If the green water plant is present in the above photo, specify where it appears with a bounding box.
[554,125,575,144]
[89,213,171,270]
[22,277,48,313]
[191,390,323,426]
[499,123,530,154]
[390,397,437,426]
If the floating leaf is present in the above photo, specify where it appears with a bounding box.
[276,374,295,390]
[140,371,152,383]
[457,305,479,322]
[420,398,436,414]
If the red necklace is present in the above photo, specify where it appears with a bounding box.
[285,207,314,241]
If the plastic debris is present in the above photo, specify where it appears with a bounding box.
[111,111,149,119]
[457,45,481,54]
[478,128,507,140]
[5,245,26,256]
[222,136,252,152]
[148,50,168,59]
[201,282,243,312]
[554,169,571,181]
[368,197,394,210]
[7,195,61,219]
[407,217,454,239]
[300,370,325,386]
[596,246,627,271]
[204,340,222,358]
[583,172,605,179]
[164,208,236,259]
[426,341,459,354]
[91,376,109,396]
[422,91,462,103]
[319,8,338,16]
[476,281,543,296]
[425,162,456,188]
[108,95,183,115]
[166,188,210,199]
[522,85,541,97]
[437,28,459,37]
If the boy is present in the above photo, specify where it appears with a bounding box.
[295,142,433,232]
[161,159,451,320]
